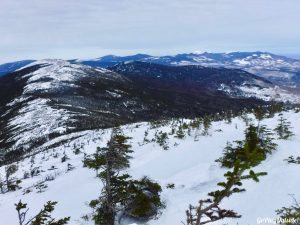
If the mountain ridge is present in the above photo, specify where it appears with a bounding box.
[78,51,300,87]
[0,59,272,163]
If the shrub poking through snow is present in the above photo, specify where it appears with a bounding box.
[285,156,300,164]
[35,181,48,193]
[61,151,70,163]
[154,131,169,150]
[276,195,300,225]
[123,176,164,220]
[175,125,186,139]
[15,200,70,225]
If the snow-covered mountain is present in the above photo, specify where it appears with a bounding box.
[78,52,300,87]
[1,59,278,162]
[110,61,300,103]
[0,110,299,225]
[0,60,139,160]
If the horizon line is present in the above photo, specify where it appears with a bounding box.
[1,51,300,65]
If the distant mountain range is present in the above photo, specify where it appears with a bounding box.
[77,52,300,87]
[1,52,300,87]
[0,60,34,77]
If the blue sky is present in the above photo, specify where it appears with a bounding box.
[0,0,299,63]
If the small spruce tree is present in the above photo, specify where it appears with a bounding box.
[216,124,276,168]
[186,125,268,225]
[202,116,211,136]
[5,164,21,192]
[155,131,169,150]
[274,114,294,139]
[175,125,185,139]
[254,106,265,126]
[84,128,132,225]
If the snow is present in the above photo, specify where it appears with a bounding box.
[2,60,88,152]
[1,111,300,225]
[238,85,300,103]
[22,60,89,93]
[260,54,273,60]
[233,59,251,65]
[260,71,295,79]
[7,98,73,150]
[106,90,122,98]
[3,59,118,153]
[217,81,300,103]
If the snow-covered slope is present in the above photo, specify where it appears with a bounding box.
[5,60,84,150]
[0,60,121,155]
[0,110,300,225]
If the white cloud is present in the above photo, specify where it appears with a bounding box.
[0,0,299,63]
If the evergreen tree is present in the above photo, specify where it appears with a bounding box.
[5,164,21,192]
[202,116,211,136]
[61,151,70,163]
[83,147,105,176]
[256,125,277,157]
[276,196,300,225]
[84,128,132,225]
[143,130,150,144]
[175,125,185,139]
[124,176,164,219]
[84,128,163,225]
[253,106,265,125]
[189,118,202,141]
[216,124,276,168]
[189,118,201,129]
[35,181,48,193]
[268,102,284,118]
[186,125,268,225]
[15,200,70,225]
[0,175,4,193]
[274,114,294,139]
[154,131,169,150]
